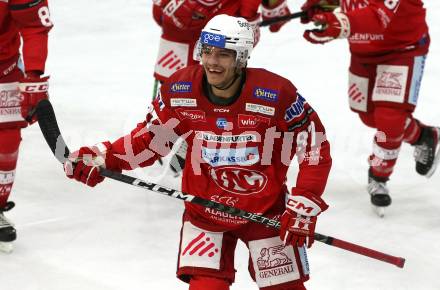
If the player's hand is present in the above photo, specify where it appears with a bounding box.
[261,0,291,32]
[246,13,261,47]
[64,142,119,187]
[301,0,339,24]
[303,12,350,44]
[19,73,49,124]
[279,191,328,248]
[161,0,212,31]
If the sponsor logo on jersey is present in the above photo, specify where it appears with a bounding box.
[245,103,275,116]
[250,237,300,287]
[157,49,186,73]
[202,147,259,167]
[156,91,165,110]
[200,31,226,48]
[256,244,293,271]
[181,231,220,258]
[216,118,228,129]
[170,82,192,93]
[349,33,384,43]
[0,170,15,184]
[238,114,270,128]
[176,109,206,122]
[349,83,366,104]
[285,93,306,122]
[253,87,279,102]
[287,108,314,131]
[210,167,267,195]
[170,98,197,107]
[376,72,403,95]
[213,108,229,113]
[341,0,368,12]
[372,65,408,104]
[197,132,257,143]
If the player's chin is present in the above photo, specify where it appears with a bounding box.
[205,72,225,86]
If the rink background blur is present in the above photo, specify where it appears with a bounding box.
[1,1,439,289]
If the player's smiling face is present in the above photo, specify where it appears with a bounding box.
[201,45,238,87]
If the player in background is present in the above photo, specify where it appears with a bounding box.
[152,0,291,176]
[65,15,332,290]
[0,0,52,252]
[300,0,439,216]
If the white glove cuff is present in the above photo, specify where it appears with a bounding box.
[334,12,350,39]
[262,1,288,18]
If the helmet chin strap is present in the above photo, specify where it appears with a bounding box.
[213,68,242,91]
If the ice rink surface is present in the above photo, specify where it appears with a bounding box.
[1,1,439,289]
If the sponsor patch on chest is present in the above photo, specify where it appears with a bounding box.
[170,98,197,107]
[176,108,206,122]
[253,87,279,102]
[238,114,271,128]
[245,103,275,116]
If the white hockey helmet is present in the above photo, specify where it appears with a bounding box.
[195,14,254,67]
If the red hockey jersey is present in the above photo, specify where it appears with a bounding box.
[342,0,429,61]
[0,0,52,72]
[108,65,332,231]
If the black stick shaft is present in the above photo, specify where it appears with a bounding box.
[35,99,405,268]
[258,11,306,27]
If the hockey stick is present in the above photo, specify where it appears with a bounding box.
[258,5,339,27]
[258,11,306,27]
[35,99,405,268]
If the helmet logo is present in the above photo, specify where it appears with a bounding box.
[237,20,251,30]
[201,31,226,48]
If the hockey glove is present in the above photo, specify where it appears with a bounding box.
[152,0,168,26]
[64,142,120,187]
[280,190,328,248]
[161,0,219,31]
[303,12,350,44]
[19,74,49,124]
[300,0,339,24]
[261,0,291,32]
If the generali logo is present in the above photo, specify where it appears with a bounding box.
[256,245,294,278]
[376,71,403,96]
[181,232,219,258]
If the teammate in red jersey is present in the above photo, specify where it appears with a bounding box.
[0,0,53,251]
[301,0,439,216]
[65,14,332,290]
[152,0,291,175]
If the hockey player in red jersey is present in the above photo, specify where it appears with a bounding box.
[152,0,291,175]
[152,0,291,83]
[300,0,439,216]
[65,14,332,290]
[0,0,52,251]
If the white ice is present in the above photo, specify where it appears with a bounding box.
[1,1,439,289]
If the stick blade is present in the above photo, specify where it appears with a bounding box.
[36,99,70,163]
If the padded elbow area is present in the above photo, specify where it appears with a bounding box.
[189,276,230,290]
